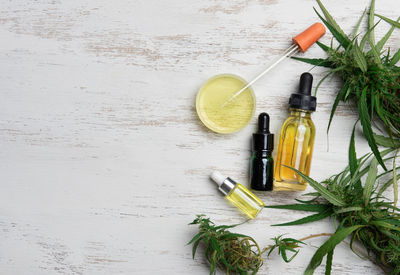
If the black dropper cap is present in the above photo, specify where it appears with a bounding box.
[289,72,317,111]
[252,113,274,151]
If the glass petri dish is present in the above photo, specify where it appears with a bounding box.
[196,74,255,134]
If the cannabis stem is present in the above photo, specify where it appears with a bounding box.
[299,233,333,242]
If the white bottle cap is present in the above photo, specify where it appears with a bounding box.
[210,171,227,187]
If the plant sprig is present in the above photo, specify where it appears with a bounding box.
[265,235,305,263]
[188,215,310,275]
[188,215,263,275]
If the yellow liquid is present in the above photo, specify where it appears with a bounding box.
[226,183,265,219]
[196,74,255,134]
[274,109,315,191]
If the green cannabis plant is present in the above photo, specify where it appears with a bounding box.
[265,235,305,263]
[188,215,264,275]
[188,215,304,275]
[294,0,400,169]
[267,132,400,274]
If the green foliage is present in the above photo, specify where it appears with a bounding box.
[284,165,347,207]
[188,215,263,275]
[375,133,400,148]
[269,141,400,274]
[271,209,333,226]
[188,215,305,275]
[267,235,305,263]
[376,14,400,29]
[304,226,364,275]
[295,0,400,169]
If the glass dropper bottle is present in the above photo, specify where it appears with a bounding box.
[274,72,317,191]
[210,171,265,219]
[250,113,274,191]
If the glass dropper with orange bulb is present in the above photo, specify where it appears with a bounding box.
[195,23,326,134]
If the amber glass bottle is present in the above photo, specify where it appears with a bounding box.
[274,73,316,191]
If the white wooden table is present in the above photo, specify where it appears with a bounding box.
[1,1,399,274]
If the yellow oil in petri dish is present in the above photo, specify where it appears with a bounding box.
[196,74,255,134]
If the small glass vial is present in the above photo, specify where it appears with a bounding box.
[274,73,316,191]
[211,171,265,219]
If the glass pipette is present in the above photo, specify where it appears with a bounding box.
[222,23,326,107]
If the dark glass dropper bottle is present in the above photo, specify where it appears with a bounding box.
[250,113,274,191]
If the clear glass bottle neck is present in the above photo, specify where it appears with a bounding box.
[289,108,312,118]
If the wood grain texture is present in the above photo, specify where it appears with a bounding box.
[0,0,399,274]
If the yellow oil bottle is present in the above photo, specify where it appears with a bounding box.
[211,171,265,219]
[274,73,316,191]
